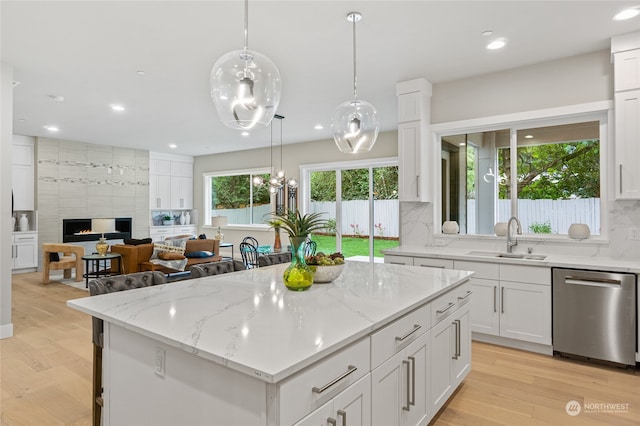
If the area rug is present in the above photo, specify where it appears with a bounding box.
[47,272,88,291]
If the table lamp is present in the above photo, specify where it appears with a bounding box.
[211,216,228,241]
[92,218,115,255]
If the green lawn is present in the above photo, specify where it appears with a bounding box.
[312,235,399,258]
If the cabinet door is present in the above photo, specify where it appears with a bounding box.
[13,237,38,269]
[500,281,551,345]
[402,333,429,426]
[12,164,35,210]
[615,49,640,92]
[332,374,371,426]
[398,122,429,202]
[451,306,471,387]
[293,400,333,426]
[429,316,453,414]
[150,174,171,209]
[469,278,499,336]
[171,176,193,209]
[614,90,640,199]
[371,351,404,426]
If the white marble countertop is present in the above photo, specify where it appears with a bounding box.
[383,246,640,273]
[67,261,472,383]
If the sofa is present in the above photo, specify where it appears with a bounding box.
[111,239,222,274]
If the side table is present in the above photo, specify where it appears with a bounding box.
[82,253,124,288]
[219,242,234,260]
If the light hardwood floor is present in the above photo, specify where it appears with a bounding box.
[2,272,638,425]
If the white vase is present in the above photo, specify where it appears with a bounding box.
[19,213,29,232]
[185,211,191,225]
[442,221,459,234]
[11,216,16,231]
[568,223,590,240]
[179,211,186,225]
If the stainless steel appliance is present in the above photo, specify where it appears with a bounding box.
[553,268,637,366]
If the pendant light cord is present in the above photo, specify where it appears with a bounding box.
[280,117,283,173]
[270,120,274,173]
[352,15,358,101]
[243,0,249,50]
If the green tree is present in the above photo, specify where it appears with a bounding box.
[498,140,599,200]
[212,174,270,208]
[310,167,398,201]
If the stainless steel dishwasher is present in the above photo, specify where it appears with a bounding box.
[553,268,637,366]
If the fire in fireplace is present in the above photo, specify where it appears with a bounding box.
[63,218,132,242]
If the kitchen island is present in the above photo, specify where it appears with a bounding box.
[68,261,473,426]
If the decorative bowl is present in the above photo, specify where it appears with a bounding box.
[568,223,590,240]
[310,263,345,283]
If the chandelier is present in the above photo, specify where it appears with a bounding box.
[253,115,298,194]
[332,12,379,153]
[210,0,281,130]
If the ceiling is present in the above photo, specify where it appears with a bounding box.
[3,1,640,157]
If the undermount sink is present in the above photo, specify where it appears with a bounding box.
[466,251,547,261]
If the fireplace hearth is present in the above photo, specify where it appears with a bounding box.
[63,218,131,242]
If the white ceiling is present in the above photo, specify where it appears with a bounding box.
[3,1,640,156]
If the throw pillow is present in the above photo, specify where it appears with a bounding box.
[150,240,187,260]
[124,237,153,246]
[49,252,60,262]
[185,250,214,258]
[158,251,186,261]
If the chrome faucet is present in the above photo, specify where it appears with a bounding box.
[506,216,522,253]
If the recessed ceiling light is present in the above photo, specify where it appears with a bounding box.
[314,124,324,130]
[136,70,145,75]
[459,142,466,146]
[169,144,177,149]
[48,95,65,102]
[487,39,507,50]
[110,104,125,112]
[44,125,59,132]
[525,134,534,139]
[241,131,250,136]
[481,30,493,37]
[614,7,640,21]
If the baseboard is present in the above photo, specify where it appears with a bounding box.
[0,323,14,339]
[472,332,553,355]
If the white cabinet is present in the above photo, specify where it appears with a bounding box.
[614,89,640,199]
[614,49,640,92]
[457,260,551,345]
[372,332,429,426]
[294,375,371,426]
[149,174,171,209]
[385,255,453,269]
[170,176,193,209]
[12,137,35,210]
[149,225,197,242]
[12,232,38,270]
[398,122,430,202]
[429,301,470,415]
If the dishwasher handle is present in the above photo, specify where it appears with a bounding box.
[564,275,622,288]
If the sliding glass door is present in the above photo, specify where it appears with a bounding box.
[305,159,398,262]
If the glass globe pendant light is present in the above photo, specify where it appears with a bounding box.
[332,11,379,153]
[210,0,281,130]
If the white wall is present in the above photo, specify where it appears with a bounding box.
[432,50,612,123]
[1,62,14,338]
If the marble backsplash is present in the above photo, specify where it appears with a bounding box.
[400,200,640,260]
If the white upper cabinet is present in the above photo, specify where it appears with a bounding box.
[12,136,35,211]
[397,79,432,202]
[149,153,193,209]
[612,33,640,199]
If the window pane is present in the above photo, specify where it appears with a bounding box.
[210,173,270,225]
[515,122,600,235]
[310,171,336,254]
[342,168,370,260]
[373,166,399,259]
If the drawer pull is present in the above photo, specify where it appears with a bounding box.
[312,365,357,394]
[452,319,461,359]
[420,264,445,268]
[328,418,337,426]
[436,302,455,314]
[457,290,472,300]
[395,324,422,342]
[337,410,346,426]
[493,286,497,313]
[402,359,411,411]
[390,262,406,265]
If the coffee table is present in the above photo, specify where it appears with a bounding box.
[82,253,124,288]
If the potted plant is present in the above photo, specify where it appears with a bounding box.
[162,215,173,226]
[270,211,328,291]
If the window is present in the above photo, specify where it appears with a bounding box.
[440,115,604,236]
[203,169,271,226]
